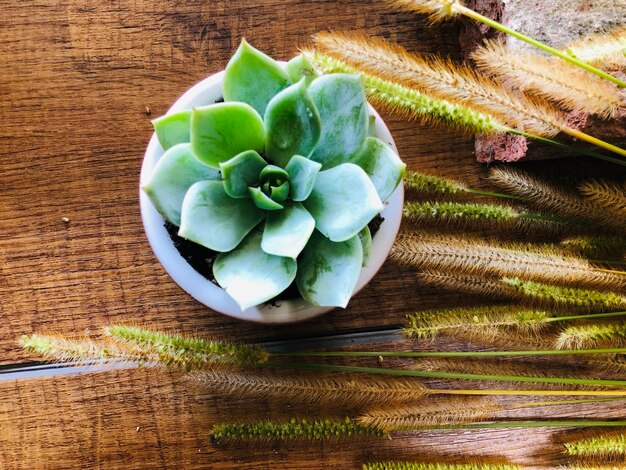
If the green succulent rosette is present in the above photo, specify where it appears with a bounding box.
[143,40,405,310]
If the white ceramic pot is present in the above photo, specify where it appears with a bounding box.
[140,70,404,324]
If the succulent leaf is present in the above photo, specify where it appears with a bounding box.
[262,202,315,258]
[286,53,320,85]
[248,187,284,211]
[191,102,266,168]
[179,181,263,252]
[308,73,369,168]
[351,136,405,202]
[264,78,321,167]
[152,110,192,150]
[219,150,267,199]
[305,163,384,242]
[213,230,297,310]
[222,39,292,116]
[143,143,220,226]
[358,225,372,267]
[285,154,322,201]
[296,231,363,308]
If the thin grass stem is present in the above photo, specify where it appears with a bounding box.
[265,362,626,388]
[455,4,626,88]
[273,348,626,359]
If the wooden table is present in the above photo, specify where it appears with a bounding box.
[1,1,623,468]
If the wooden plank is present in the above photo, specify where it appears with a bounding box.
[0,0,487,364]
[1,364,625,469]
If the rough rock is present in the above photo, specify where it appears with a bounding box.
[459,0,626,162]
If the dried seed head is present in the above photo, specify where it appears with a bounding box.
[313,32,567,137]
[474,41,621,118]
[304,50,504,135]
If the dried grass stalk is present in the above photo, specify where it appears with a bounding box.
[189,369,428,406]
[313,31,567,137]
[211,417,385,445]
[418,271,626,312]
[579,179,626,220]
[392,232,626,290]
[473,41,621,118]
[557,323,626,350]
[404,305,551,341]
[563,26,626,70]
[565,432,626,461]
[357,396,498,430]
[488,167,626,233]
[304,50,505,135]
[363,463,521,470]
[412,358,605,391]
[561,235,626,259]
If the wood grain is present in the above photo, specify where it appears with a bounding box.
[0,0,483,364]
[1,0,624,468]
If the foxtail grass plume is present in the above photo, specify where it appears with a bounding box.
[557,323,626,350]
[389,0,626,88]
[561,235,626,259]
[402,201,566,233]
[404,305,551,341]
[392,232,626,290]
[388,0,461,23]
[313,32,565,138]
[363,463,521,470]
[189,370,428,406]
[502,278,626,312]
[210,416,385,445]
[411,357,604,391]
[418,271,626,312]
[357,396,498,431]
[304,50,505,135]
[403,170,524,200]
[403,171,470,196]
[579,179,626,220]
[563,26,626,70]
[565,432,626,461]
[488,167,625,232]
[473,41,621,118]
[20,334,139,365]
[104,325,268,369]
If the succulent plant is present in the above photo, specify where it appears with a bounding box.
[143,40,405,310]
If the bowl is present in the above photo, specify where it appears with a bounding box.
[140,69,404,324]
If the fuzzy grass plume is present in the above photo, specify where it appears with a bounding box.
[363,463,520,470]
[189,370,428,406]
[21,327,268,370]
[304,51,504,135]
[502,278,626,312]
[579,180,626,220]
[357,397,498,430]
[388,0,626,88]
[313,31,565,138]
[392,232,626,290]
[210,416,385,445]
[473,41,621,118]
[403,170,524,200]
[410,357,602,391]
[20,334,138,365]
[563,26,626,70]
[488,167,626,232]
[402,201,567,233]
[417,271,626,312]
[404,305,551,340]
[561,236,626,259]
[557,323,626,350]
[104,325,268,369]
[565,432,626,461]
